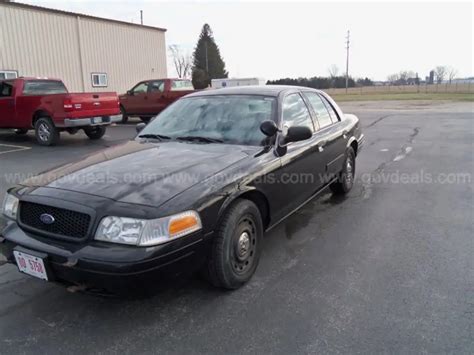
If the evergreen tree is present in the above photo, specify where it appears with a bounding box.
[192,24,228,89]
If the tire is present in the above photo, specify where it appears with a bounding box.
[14,129,28,135]
[140,117,151,123]
[205,199,263,290]
[34,117,60,146]
[330,147,356,195]
[84,126,106,140]
[120,106,128,124]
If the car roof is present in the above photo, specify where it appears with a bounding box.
[186,85,322,98]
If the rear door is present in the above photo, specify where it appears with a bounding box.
[0,81,15,126]
[303,91,346,176]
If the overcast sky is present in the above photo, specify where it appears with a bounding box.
[23,0,473,80]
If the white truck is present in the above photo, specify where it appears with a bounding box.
[211,78,266,88]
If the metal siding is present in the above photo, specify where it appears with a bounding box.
[0,3,167,94]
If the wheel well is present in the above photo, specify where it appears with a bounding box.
[350,140,358,156]
[238,190,271,229]
[32,110,50,127]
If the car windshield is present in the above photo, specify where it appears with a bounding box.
[138,95,277,146]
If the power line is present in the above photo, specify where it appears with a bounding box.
[345,30,350,93]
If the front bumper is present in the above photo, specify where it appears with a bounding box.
[0,220,211,293]
[62,114,122,128]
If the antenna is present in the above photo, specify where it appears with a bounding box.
[345,30,350,93]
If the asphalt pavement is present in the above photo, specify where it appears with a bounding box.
[0,102,473,354]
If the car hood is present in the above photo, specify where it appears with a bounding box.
[22,141,253,207]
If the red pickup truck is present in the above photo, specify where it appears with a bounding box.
[119,78,194,123]
[0,78,121,146]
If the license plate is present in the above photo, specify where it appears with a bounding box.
[13,251,48,281]
[91,117,102,124]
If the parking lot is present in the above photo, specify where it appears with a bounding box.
[0,101,473,354]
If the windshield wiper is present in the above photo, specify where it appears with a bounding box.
[138,133,172,141]
[176,135,223,143]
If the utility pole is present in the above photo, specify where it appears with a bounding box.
[140,10,143,25]
[345,30,350,93]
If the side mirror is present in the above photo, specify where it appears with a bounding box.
[136,122,146,133]
[284,126,312,144]
[260,120,279,137]
[127,90,133,96]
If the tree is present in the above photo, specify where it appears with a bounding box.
[447,66,458,84]
[192,24,228,89]
[169,45,192,79]
[434,66,447,84]
[328,64,339,78]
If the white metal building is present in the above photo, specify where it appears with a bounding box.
[0,1,167,94]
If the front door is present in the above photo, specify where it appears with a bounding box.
[123,81,149,115]
[146,80,167,115]
[271,92,326,221]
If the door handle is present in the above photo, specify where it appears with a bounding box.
[317,140,327,152]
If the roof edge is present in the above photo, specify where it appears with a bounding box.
[1,1,167,32]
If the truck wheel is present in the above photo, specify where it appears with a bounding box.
[205,199,263,290]
[330,147,356,195]
[35,117,60,146]
[84,126,106,140]
[14,129,28,135]
[120,106,128,124]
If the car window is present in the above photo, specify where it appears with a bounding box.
[0,82,13,97]
[321,95,340,123]
[303,92,332,129]
[132,82,148,94]
[139,95,277,146]
[22,80,67,96]
[149,81,165,93]
[282,93,315,132]
[171,80,193,91]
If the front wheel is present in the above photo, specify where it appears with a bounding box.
[84,126,106,140]
[330,147,355,194]
[120,106,128,124]
[205,199,263,290]
[34,117,60,146]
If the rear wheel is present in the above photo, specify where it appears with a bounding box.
[84,126,106,140]
[120,106,128,124]
[14,129,28,135]
[34,117,59,146]
[330,147,355,194]
[205,199,263,290]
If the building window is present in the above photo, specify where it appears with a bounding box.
[0,70,18,80]
[91,73,108,87]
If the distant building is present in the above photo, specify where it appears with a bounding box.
[0,2,167,93]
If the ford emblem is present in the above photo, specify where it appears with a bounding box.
[40,213,55,225]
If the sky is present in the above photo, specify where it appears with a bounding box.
[22,0,473,81]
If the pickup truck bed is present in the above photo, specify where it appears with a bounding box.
[0,78,121,145]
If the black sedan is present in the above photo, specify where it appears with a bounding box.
[0,86,364,293]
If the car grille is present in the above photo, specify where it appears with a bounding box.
[19,201,91,239]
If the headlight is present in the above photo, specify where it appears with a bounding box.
[2,193,19,220]
[94,211,202,246]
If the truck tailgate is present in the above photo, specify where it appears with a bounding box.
[66,92,120,118]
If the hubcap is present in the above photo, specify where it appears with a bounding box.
[38,123,50,141]
[237,232,250,258]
